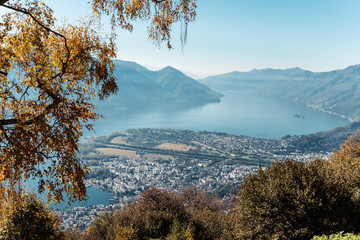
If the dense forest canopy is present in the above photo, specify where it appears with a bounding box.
[0,0,197,203]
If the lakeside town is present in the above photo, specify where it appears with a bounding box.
[55,127,353,230]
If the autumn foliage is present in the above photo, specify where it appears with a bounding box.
[228,159,358,239]
[0,0,197,203]
[81,188,226,240]
[0,193,64,239]
[4,1,360,239]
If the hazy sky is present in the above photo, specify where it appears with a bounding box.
[6,0,360,77]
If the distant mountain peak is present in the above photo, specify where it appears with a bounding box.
[343,64,360,72]
[99,60,222,114]
[344,64,360,69]
[161,65,176,70]
[288,67,304,71]
[159,65,181,73]
[112,59,151,73]
[157,66,188,78]
[249,67,305,73]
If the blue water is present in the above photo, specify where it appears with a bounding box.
[89,93,350,139]
[51,187,113,210]
[48,92,350,209]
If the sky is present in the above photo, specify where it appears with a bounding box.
[5,0,360,77]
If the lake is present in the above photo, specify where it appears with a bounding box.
[51,187,114,210]
[61,92,351,209]
[89,92,350,139]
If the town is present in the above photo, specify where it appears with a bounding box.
[56,128,339,229]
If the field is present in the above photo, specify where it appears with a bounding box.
[154,142,196,152]
[96,148,140,158]
[110,137,129,145]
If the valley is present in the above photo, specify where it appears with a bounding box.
[57,123,360,229]
[55,61,360,230]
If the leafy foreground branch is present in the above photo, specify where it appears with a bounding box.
[0,0,196,204]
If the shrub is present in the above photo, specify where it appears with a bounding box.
[83,213,116,240]
[231,160,359,240]
[311,232,360,240]
[0,193,64,240]
[117,188,189,239]
[84,188,226,240]
[330,133,360,198]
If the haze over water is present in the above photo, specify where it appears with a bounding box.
[89,93,350,139]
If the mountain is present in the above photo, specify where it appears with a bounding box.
[281,121,360,153]
[97,60,222,115]
[200,65,360,121]
[199,67,312,93]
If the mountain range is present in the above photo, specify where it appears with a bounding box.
[96,60,222,115]
[200,65,360,121]
[95,60,360,122]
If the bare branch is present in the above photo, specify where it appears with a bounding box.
[152,0,166,3]
[0,71,7,76]
[0,118,18,126]
[19,86,30,101]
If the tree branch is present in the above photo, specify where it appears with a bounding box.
[0,71,7,76]
[0,118,18,126]
[1,3,71,71]
[0,99,59,127]
[0,77,62,127]
[0,0,10,6]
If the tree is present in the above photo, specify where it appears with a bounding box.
[0,193,64,239]
[329,133,360,194]
[231,160,359,240]
[82,188,226,240]
[0,0,196,203]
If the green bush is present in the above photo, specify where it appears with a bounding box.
[230,160,360,240]
[312,232,360,240]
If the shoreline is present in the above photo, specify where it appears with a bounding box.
[306,103,354,123]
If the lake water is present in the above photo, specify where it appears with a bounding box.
[59,92,350,209]
[89,92,350,139]
[51,187,114,210]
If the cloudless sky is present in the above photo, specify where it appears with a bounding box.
[5,0,360,77]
